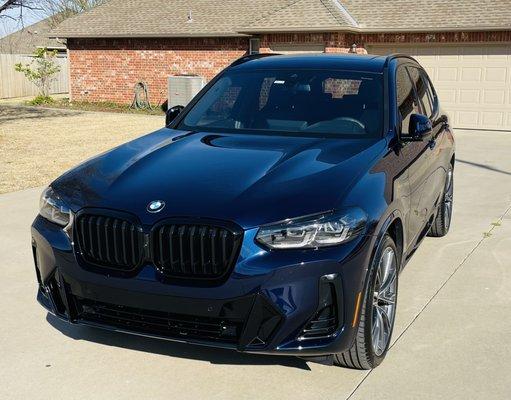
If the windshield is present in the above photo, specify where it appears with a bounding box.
[178,69,383,138]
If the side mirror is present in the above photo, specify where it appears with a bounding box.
[165,105,184,126]
[402,114,432,142]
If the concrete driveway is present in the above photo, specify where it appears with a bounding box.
[1,130,510,400]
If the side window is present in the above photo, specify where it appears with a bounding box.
[396,65,420,134]
[409,67,433,117]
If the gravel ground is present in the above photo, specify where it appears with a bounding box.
[0,105,163,194]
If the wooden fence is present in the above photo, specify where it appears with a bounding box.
[0,53,69,99]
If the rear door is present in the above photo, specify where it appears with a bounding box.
[412,67,449,209]
[396,64,432,246]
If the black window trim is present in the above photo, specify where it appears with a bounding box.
[405,66,427,117]
[418,68,439,118]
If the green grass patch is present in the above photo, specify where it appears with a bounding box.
[28,97,165,116]
[27,95,55,106]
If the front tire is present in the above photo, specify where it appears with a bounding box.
[334,234,399,369]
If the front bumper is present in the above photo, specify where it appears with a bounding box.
[32,215,374,356]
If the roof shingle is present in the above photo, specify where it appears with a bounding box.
[341,0,511,31]
[51,0,296,38]
[241,0,359,32]
[0,18,65,54]
[50,0,511,38]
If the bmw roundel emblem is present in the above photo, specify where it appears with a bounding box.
[147,200,165,213]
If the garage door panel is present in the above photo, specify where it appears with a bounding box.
[368,44,511,131]
[484,67,507,82]
[482,111,504,126]
[459,89,480,104]
[461,67,482,81]
[483,90,506,104]
[456,111,479,128]
[435,89,456,105]
[437,67,458,81]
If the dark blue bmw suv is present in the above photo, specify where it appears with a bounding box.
[32,53,455,369]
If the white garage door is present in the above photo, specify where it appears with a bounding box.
[367,44,511,131]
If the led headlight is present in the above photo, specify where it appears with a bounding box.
[39,187,72,227]
[256,208,367,250]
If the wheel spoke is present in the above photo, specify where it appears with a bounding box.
[372,307,383,353]
[375,262,382,288]
[382,250,393,281]
[375,306,387,354]
[378,305,391,333]
[371,245,398,357]
[379,267,396,297]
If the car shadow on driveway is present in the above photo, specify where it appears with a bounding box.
[46,314,311,370]
[456,158,511,176]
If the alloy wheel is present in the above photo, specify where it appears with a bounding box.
[371,246,398,356]
[443,167,454,231]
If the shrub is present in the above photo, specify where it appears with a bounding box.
[27,95,55,106]
[15,48,61,97]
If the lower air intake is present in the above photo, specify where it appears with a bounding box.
[299,277,340,340]
[76,297,243,344]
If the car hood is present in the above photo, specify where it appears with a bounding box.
[53,128,386,228]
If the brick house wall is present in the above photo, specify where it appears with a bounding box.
[67,37,249,104]
[67,31,511,104]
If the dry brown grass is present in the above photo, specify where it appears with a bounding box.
[0,106,163,194]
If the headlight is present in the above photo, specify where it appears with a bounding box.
[256,208,367,250]
[39,187,72,227]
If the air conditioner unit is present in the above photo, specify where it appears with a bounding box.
[168,75,205,108]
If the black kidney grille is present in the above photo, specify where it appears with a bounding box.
[153,224,242,279]
[75,214,143,270]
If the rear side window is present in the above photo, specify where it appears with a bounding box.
[409,67,434,118]
[396,65,420,134]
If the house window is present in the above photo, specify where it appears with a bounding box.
[323,78,362,99]
[249,38,260,55]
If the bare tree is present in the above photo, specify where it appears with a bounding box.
[41,0,105,28]
[0,1,40,22]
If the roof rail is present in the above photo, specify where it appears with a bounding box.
[383,53,420,67]
[229,53,281,67]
